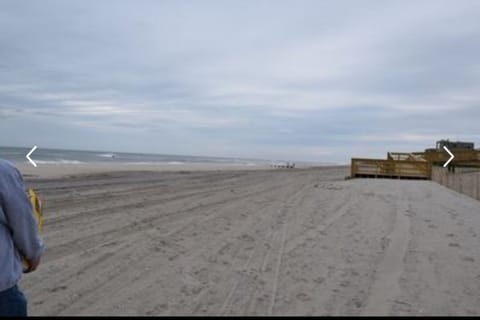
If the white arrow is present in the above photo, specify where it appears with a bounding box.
[26,146,38,167]
[443,146,454,167]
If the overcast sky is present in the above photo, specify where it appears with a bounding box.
[1,0,479,163]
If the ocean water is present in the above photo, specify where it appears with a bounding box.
[0,146,269,167]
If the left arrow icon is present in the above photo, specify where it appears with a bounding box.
[26,146,38,167]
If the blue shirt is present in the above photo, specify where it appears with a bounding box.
[0,160,45,291]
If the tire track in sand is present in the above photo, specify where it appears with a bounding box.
[267,182,312,316]
[361,195,411,316]
[46,175,299,315]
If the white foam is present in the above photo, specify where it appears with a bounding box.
[167,161,185,165]
[34,159,84,165]
[97,153,115,158]
[123,161,185,165]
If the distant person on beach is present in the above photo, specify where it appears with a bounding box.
[0,159,45,316]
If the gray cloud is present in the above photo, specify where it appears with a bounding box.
[1,0,479,162]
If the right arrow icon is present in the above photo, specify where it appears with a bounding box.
[443,146,455,167]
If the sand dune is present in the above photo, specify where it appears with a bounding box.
[20,166,480,316]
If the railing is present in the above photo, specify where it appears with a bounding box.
[420,149,480,164]
[387,152,426,161]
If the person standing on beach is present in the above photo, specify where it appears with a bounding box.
[0,159,45,316]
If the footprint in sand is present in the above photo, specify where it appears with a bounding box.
[313,276,325,284]
[219,243,232,255]
[468,227,477,238]
[49,285,68,293]
[405,209,416,217]
[297,292,311,302]
[146,303,168,315]
[239,234,255,242]
[448,210,458,220]
[327,265,335,276]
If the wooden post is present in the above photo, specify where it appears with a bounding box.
[459,173,463,194]
[477,173,480,201]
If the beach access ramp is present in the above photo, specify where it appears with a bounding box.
[350,158,431,180]
[351,139,480,180]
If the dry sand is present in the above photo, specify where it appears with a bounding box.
[18,165,480,316]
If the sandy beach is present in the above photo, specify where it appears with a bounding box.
[18,165,480,316]
[15,162,275,179]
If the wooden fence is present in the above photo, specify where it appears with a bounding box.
[431,166,480,201]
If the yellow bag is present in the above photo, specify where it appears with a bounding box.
[22,188,43,272]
